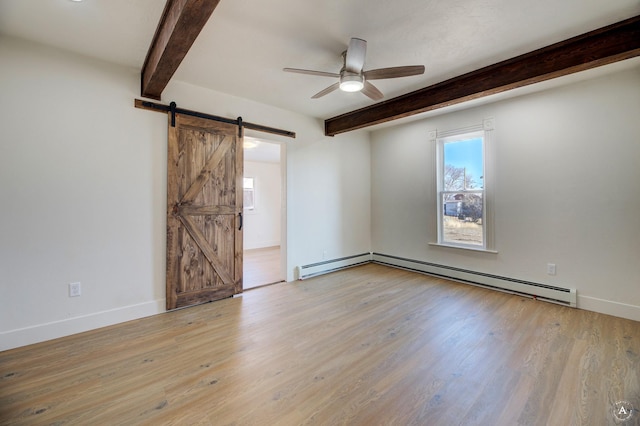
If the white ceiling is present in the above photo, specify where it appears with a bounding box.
[244,137,281,163]
[1,0,638,120]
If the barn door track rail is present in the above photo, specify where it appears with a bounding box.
[134,99,296,139]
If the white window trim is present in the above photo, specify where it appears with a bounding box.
[430,118,497,253]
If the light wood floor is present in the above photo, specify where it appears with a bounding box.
[1,264,639,425]
[243,246,282,290]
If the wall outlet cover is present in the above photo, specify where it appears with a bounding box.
[69,282,81,297]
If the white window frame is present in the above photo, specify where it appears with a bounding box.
[432,119,496,253]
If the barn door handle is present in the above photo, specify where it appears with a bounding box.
[238,212,243,231]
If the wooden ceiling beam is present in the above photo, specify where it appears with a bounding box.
[141,0,221,100]
[324,15,640,136]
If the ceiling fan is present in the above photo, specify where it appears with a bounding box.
[283,38,425,101]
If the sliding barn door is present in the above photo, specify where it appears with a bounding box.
[166,114,243,310]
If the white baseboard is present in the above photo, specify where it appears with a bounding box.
[297,253,372,280]
[0,299,166,352]
[577,295,640,322]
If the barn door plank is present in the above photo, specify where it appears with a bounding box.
[178,215,234,285]
[180,138,231,204]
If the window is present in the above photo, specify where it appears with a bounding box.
[243,177,255,210]
[437,130,486,249]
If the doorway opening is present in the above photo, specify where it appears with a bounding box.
[243,137,286,290]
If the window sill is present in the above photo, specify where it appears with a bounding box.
[428,242,498,254]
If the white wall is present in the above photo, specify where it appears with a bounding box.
[243,160,281,250]
[371,64,640,321]
[287,133,372,267]
[0,37,169,351]
[0,36,372,350]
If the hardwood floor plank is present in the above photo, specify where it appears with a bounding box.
[243,246,282,289]
[1,264,639,425]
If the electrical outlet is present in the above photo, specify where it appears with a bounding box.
[69,282,81,297]
[547,263,556,276]
[322,250,327,260]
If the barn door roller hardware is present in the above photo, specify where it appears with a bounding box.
[134,99,296,139]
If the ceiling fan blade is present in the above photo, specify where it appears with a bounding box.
[283,68,340,78]
[361,81,384,101]
[312,82,340,99]
[364,65,425,80]
[345,38,367,73]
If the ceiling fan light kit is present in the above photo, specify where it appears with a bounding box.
[284,37,425,101]
[339,73,364,92]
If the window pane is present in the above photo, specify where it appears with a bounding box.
[244,189,255,210]
[443,137,483,190]
[243,177,255,210]
[442,192,483,246]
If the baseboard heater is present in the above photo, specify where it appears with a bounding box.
[372,253,577,307]
[297,253,372,280]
